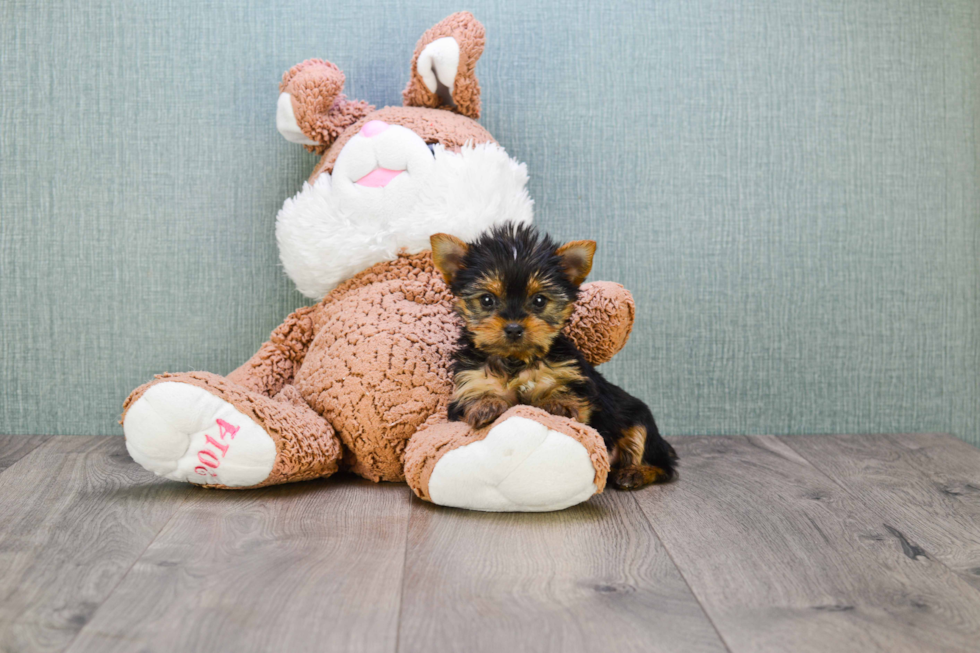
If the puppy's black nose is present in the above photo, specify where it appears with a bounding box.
[504,323,524,340]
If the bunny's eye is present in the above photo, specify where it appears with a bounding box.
[427,143,437,156]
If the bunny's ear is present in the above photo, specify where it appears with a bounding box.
[277,59,374,154]
[403,12,485,120]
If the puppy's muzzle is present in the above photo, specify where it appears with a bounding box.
[503,323,524,341]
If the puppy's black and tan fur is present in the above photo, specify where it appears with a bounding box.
[431,223,676,490]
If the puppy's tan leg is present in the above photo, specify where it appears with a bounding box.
[610,425,671,490]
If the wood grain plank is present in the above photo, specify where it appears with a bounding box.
[0,621,78,653]
[0,435,51,474]
[0,436,192,653]
[634,436,980,653]
[781,434,980,591]
[66,476,411,653]
[397,489,728,653]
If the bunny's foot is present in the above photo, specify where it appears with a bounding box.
[123,373,341,488]
[405,406,609,512]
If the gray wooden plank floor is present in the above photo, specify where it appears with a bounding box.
[633,436,980,653]
[1,434,978,653]
[782,434,980,590]
[399,491,727,653]
[0,437,192,653]
[0,436,50,475]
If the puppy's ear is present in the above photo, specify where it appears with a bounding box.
[430,233,469,285]
[556,240,596,286]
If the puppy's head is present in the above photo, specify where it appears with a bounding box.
[431,223,596,361]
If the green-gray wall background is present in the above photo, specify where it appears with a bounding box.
[2,1,978,444]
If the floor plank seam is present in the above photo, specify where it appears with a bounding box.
[29,435,75,455]
[60,489,191,653]
[776,435,980,596]
[392,493,415,653]
[0,435,53,477]
[627,491,736,653]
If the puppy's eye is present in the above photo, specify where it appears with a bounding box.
[479,294,495,309]
[531,295,548,309]
[427,143,437,156]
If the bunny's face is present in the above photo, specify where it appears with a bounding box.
[274,13,533,300]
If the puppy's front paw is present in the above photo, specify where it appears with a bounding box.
[464,397,510,429]
[536,396,586,423]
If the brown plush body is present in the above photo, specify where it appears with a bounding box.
[124,252,635,499]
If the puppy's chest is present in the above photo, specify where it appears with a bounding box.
[514,372,538,398]
[465,358,584,402]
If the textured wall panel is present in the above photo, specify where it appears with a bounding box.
[1,0,978,442]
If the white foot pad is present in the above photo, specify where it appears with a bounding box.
[427,416,598,512]
[124,382,276,487]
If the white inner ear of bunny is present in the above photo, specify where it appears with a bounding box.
[276,92,318,146]
[417,37,460,94]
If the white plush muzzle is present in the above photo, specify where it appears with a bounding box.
[276,127,534,299]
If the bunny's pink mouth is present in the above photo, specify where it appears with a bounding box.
[355,168,404,188]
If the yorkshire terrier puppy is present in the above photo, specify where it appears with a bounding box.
[430,223,676,490]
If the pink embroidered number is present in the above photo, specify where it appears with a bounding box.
[194,419,241,478]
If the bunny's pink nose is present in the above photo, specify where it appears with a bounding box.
[359,120,389,138]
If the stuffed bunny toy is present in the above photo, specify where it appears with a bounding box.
[122,13,637,512]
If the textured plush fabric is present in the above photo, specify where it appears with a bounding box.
[123,371,343,488]
[280,59,375,154]
[278,136,529,299]
[405,404,610,503]
[308,106,496,180]
[564,283,635,366]
[2,1,978,445]
[123,252,628,489]
[403,11,485,119]
[293,253,458,482]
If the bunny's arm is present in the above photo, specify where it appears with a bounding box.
[226,304,319,397]
[564,282,636,366]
